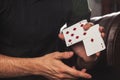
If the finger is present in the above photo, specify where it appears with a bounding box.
[72,66,87,73]
[101,32,105,38]
[65,67,92,79]
[81,69,87,73]
[69,69,91,79]
[83,22,94,30]
[72,66,76,69]
[57,74,77,80]
[96,52,100,57]
[58,33,64,40]
[54,52,74,60]
[99,26,105,32]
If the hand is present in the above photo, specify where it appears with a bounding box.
[58,22,105,62]
[33,52,91,80]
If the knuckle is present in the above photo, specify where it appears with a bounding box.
[71,70,79,77]
[75,71,85,78]
[58,74,65,79]
[78,72,83,77]
[55,73,65,79]
[74,71,80,77]
[52,51,60,57]
[58,68,65,73]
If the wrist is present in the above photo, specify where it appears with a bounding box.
[28,57,45,76]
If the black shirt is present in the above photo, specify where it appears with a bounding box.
[0,0,90,80]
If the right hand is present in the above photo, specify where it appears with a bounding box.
[32,52,92,80]
[59,23,105,62]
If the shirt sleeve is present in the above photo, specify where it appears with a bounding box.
[67,0,91,26]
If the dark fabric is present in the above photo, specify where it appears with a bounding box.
[0,0,90,80]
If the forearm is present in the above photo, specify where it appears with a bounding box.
[0,54,40,78]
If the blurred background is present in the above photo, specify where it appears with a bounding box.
[83,0,120,80]
[88,0,120,17]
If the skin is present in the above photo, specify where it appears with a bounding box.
[0,52,91,80]
[58,22,105,62]
[0,22,105,80]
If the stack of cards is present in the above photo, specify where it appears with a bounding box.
[62,20,106,56]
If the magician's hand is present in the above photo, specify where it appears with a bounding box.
[58,22,105,63]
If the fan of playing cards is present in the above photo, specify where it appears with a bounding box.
[62,20,106,56]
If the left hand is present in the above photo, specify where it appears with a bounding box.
[58,22,105,62]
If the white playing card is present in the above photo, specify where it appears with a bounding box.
[63,20,88,47]
[62,20,106,56]
[60,23,67,33]
[83,31,106,56]
[87,24,101,37]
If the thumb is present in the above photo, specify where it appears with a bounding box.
[54,52,74,60]
[58,33,64,40]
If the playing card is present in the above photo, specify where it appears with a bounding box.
[62,20,88,47]
[83,32,106,56]
[62,20,106,56]
[60,23,67,33]
[87,24,101,36]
